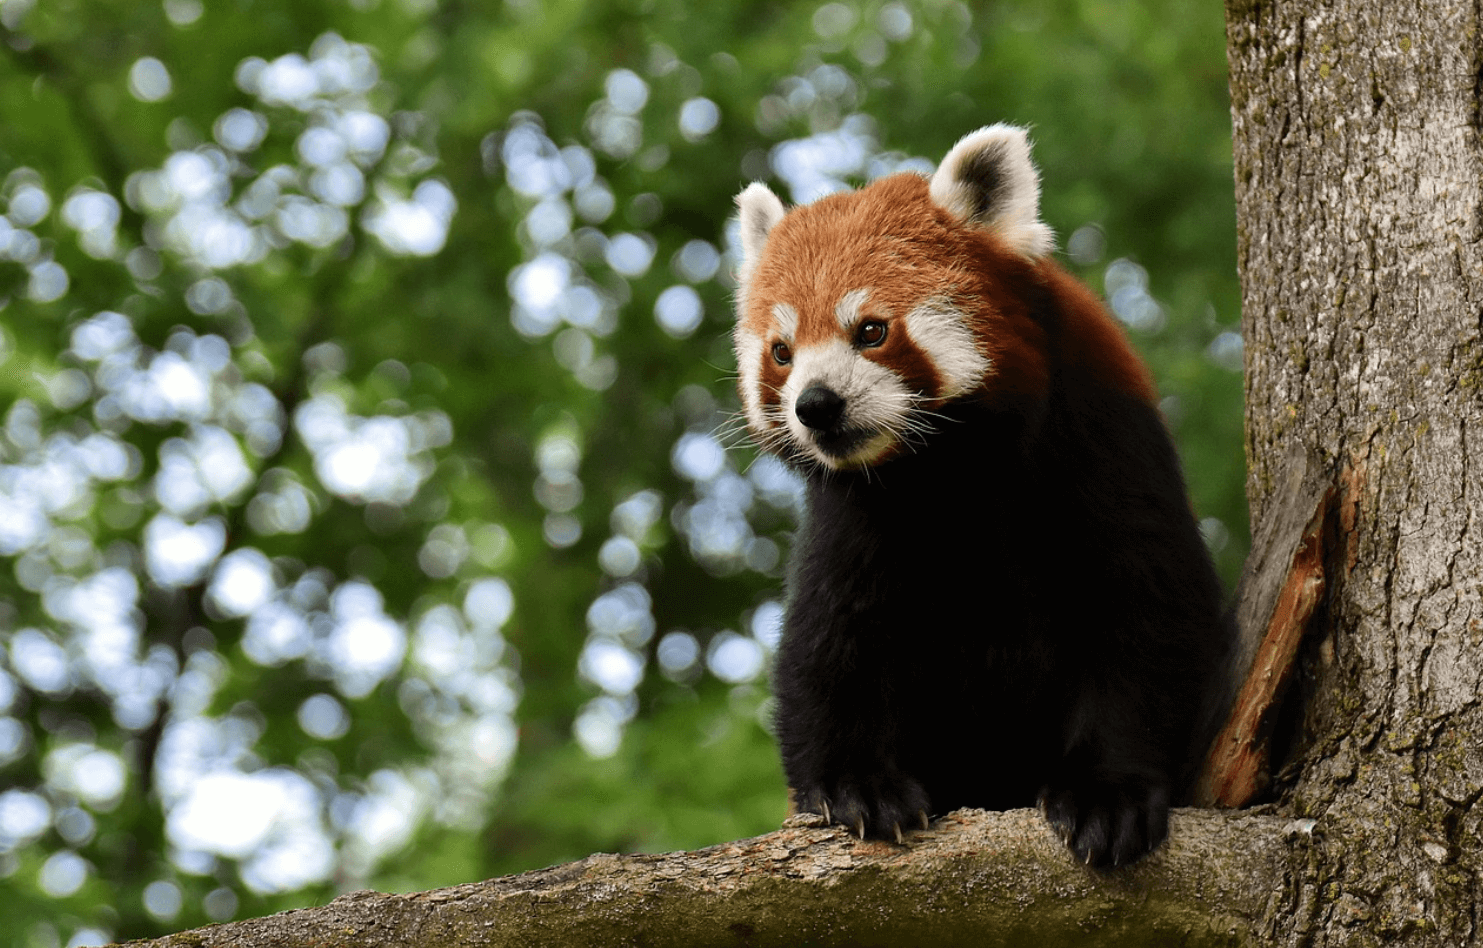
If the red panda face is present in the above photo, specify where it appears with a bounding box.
[733,125,1055,471]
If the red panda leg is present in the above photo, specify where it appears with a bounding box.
[772,573,933,842]
[1039,772,1172,869]
[1037,673,1179,867]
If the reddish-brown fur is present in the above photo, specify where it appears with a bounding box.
[739,173,1156,412]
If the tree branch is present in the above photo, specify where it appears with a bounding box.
[118,808,1289,948]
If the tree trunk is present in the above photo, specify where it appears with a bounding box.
[1228,0,1483,943]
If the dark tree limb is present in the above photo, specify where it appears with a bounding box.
[117,808,1289,948]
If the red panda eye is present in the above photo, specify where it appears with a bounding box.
[856,320,888,348]
[772,342,793,365]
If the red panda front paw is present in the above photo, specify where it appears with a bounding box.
[796,772,931,843]
[1038,778,1170,869]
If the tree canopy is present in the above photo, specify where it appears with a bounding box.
[0,1,1242,944]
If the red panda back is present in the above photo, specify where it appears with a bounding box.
[1035,260,1159,407]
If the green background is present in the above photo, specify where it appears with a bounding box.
[0,1,1243,944]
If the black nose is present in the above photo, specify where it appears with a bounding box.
[794,385,845,431]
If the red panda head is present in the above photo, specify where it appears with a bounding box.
[733,125,1056,471]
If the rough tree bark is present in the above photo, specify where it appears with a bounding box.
[114,2,1483,945]
[117,810,1286,947]
[1228,0,1483,943]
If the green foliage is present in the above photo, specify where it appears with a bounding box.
[0,0,1244,944]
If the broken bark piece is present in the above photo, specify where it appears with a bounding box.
[1195,444,1335,808]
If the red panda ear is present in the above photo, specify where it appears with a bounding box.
[929,125,1055,259]
[735,182,787,284]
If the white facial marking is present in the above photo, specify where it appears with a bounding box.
[771,302,799,339]
[834,288,871,330]
[734,326,765,433]
[904,299,990,397]
[783,338,914,469]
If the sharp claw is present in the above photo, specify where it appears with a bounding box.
[918,810,930,831]
[893,823,904,845]
[821,801,831,823]
[854,817,865,839]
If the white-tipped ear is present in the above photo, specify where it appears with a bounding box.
[929,124,1055,258]
[735,182,787,281]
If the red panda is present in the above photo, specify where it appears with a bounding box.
[733,125,1232,867]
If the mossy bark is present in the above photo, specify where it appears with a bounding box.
[116,809,1287,948]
